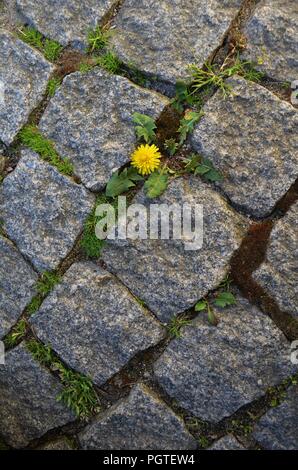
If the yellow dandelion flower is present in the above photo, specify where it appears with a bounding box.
[131,144,161,176]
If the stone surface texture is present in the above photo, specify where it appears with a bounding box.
[242,0,298,82]
[102,177,248,323]
[154,294,296,422]
[0,30,53,145]
[37,438,73,450]
[209,435,245,450]
[111,0,242,86]
[253,202,298,319]
[0,149,94,272]
[0,344,75,448]
[78,383,197,450]
[13,0,116,50]
[39,68,169,191]
[190,76,298,219]
[30,262,165,386]
[253,385,298,450]
[0,236,37,339]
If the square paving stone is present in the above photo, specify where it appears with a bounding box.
[110,0,242,88]
[253,201,298,320]
[241,0,298,83]
[0,30,53,145]
[190,76,298,219]
[78,383,197,450]
[209,435,245,450]
[0,149,94,272]
[30,262,165,386]
[14,0,116,50]
[39,68,169,191]
[102,177,248,323]
[0,343,75,448]
[252,385,298,450]
[154,294,297,423]
[0,235,37,339]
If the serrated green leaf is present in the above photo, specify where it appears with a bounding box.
[214,292,236,308]
[183,154,202,172]
[126,166,144,182]
[144,171,169,199]
[106,169,137,197]
[178,111,203,145]
[194,158,223,182]
[132,112,157,144]
[195,300,207,312]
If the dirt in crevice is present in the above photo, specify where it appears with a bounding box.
[230,219,298,341]
[155,104,182,149]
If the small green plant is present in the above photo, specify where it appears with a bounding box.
[178,110,203,145]
[168,316,192,338]
[96,51,121,74]
[87,26,110,53]
[189,62,237,98]
[18,26,62,62]
[184,154,222,182]
[26,339,55,366]
[171,81,195,113]
[241,65,264,83]
[189,59,265,99]
[231,420,253,436]
[219,274,233,291]
[106,167,143,198]
[47,77,61,97]
[4,320,27,348]
[164,138,179,156]
[26,296,43,315]
[195,291,236,326]
[18,26,43,49]
[132,112,157,144]
[214,292,236,308]
[43,38,63,62]
[36,271,61,296]
[26,340,99,418]
[19,125,73,176]
[57,367,99,419]
[144,168,169,198]
[81,194,118,258]
[79,62,93,73]
[198,435,210,449]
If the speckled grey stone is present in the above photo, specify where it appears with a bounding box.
[253,385,298,450]
[242,0,298,83]
[39,68,169,191]
[253,202,298,319]
[154,294,296,422]
[0,30,53,145]
[111,0,242,87]
[0,236,37,339]
[190,76,298,219]
[78,383,197,450]
[30,262,165,386]
[13,0,115,50]
[0,344,75,448]
[37,438,74,450]
[102,177,248,323]
[0,149,94,272]
[209,435,245,450]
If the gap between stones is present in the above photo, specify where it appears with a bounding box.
[230,179,298,341]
